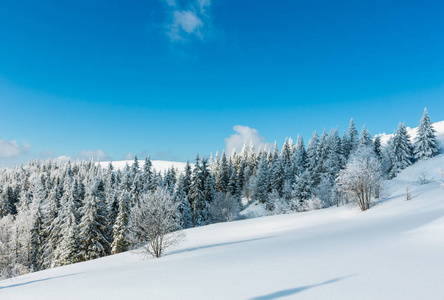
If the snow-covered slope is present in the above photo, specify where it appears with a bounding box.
[2,154,444,299]
[379,120,444,151]
[98,160,189,173]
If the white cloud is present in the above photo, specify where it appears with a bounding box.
[225,125,273,155]
[124,152,134,160]
[0,139,30,158]
[163,0,176,6]
[162,0,212,41]
[197,0,210,13]
[63,149,112,162]
[168,10,203,40]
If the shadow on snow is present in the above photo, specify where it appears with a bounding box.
[249,274,356,300]
[0,272,83,290]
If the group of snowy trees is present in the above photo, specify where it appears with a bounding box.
[0,158,191,279]
[0,108,440,279]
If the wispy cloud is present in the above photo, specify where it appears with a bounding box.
[161,0,212,42]
[225,125,274,154]
[0,138,30,159]
[58,149,112,162]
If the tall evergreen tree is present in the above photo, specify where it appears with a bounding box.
[388,123,413,178]
[307,131,321,187]
[111,189,131,254]
[347,117,359,153]
[373,135,382,159]
[78,177,110,260]
[414,108,439,160]
[359,125,372,148]
[251,153,270,203]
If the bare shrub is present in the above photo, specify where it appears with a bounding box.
[130,188,184,258]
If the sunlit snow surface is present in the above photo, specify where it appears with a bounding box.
[1,126,444,299]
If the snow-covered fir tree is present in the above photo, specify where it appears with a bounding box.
[388,123,413,178]
[414,108,439,160]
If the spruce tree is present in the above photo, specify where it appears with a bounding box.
[347,117,359,153]
[251,153,270,203]
[388,123,413,178]
[78,177,110,260]
[359,125,372,148]
[307,131,320,187]
[373,135,382,159]
[414,108,439,160]
[111,189,131,254]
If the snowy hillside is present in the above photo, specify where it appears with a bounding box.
[1,152,444,299]
[98,160,189,173]
[379,120,444,151]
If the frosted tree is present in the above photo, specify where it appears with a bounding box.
[111,189,131,254]
[373,135,382,159]
[337,146,383,211]
[292,136,307,176]
[307,131,320,187]
[52,180,80,266]
[324,128,343,180]
[281,138,293,167]
[269,150,284,196]
[189,156,214,226]
[174,176,192,229]
[414,108,439,160]
[142,156,153,192]
[29,205,44,271]
[214,151,229,193]
[343,118,359,158]
[348,118,359,151]
[388,123,413,178]
[130,188,184,258]
[251,153,270,203]
[78,177,110,261]
[358,125,372,148]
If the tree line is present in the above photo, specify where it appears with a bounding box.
[0,108,439,279]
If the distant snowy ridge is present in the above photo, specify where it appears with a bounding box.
[98,160,189,173]
[377,120,444,150]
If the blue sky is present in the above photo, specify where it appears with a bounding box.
[1,0,444,165]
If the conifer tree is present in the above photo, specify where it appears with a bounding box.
[78,177,110,260]
[175,176,193,229]
[53,180,80,266]
[373,135,382,159]
[111,189,131,254]
[347,117,359,153]
[414,108,439,160]
[292,136,307,176]
[251,153,270,203]
[388,123,413,178]
[291,171,311,211]
[307,131,321,187]
[142,156,153,192]
[359,125,372,148]
[29,205,44,272]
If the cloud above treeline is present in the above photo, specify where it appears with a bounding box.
[225,125,274,155]
[54,149,112,162]
[0,138,29,159]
